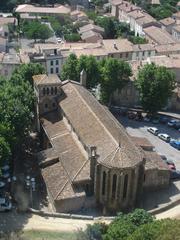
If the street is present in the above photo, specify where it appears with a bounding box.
[118,116,180,169]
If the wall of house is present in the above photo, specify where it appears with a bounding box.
[172,29,180,41]
[143,169,170,190]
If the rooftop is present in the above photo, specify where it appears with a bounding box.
[81,30,103,40]
[15,4,70,15]
[102,39,133,53]
[0,17,16,26]
[144,26,176,45]
[79,24,105,34]
[160,17,176,26]
[33,74,61,85]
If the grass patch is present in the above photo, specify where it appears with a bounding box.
[22,230,76,240]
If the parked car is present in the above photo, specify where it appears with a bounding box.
[151,117,159,124]
[174,122,180,130]
[0,198,12,212]
[167,119,179,127]
[1,165,10,171]
[159,116,169,124]
[127,111,136,119]
[147,127,159,135]
[0,181,5,188]
[170,170,180,179]
[170,140,180,150]
[158,133,171,142]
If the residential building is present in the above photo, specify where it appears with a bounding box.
[110,0,123,18]
[79,24,105,36]
[118,1,140,23]
[81,30,103,43]
[143,26,176,45]
[172,25,180,41]
[70,10,88,22]
[155,43,180,55]
[173,11,180,21]
[30,46,64,75]
[160,17,176,34]
[0,37,7,52]
[34,73,169,213]
[15,4,70,17]
[0,52,29,77]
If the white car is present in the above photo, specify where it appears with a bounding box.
[158,133,171,142]
[0,181,5,188]
[0,198,12,212]
[147,127,159,135]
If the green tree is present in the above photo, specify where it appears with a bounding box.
[100,58,132,104]
[61,53,79,81]
[77,55,100,88]
[95,16,116,39]
[135,63,175,114]
[24,21,53,42]
[0,136,11,167]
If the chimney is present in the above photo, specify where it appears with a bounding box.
[80,69,87,87]
[114,43,118,49]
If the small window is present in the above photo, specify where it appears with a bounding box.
[56,60,59,65]
[51,87,54,95]
[102,171,106,196]
[50,60,53,66]
[45,103,48,108]
[56,67,59,74]
[47,88,49,95]
[54,87,57,94]
[43,87,46,95]
[50,68,54,74]
[123,174,128,199]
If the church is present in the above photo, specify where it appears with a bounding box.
[33,72,170,214]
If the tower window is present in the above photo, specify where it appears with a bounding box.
[112,174,117,199]
[54,87,57,94]
[52,102,56,107]
[51,87,54,95]
[43,87,45,95]
[123,174,128,199]
[47,88,49,95]
[45,103,48,108]
[102,171,106,196]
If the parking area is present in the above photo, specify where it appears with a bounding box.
[117,116,180,169]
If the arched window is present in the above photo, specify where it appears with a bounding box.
[102,171,106,196]
[51,87,54,95]
[112,174,117,199]
[54,87,57,94]
[123,174,128,199]
[43,87,46,96]
[47,88,49,95]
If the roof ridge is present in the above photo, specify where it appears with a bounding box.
[72,159,89,182]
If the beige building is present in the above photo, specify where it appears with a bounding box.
[15,4,70,16]
[143,26,176,45]
[172,25,180,41]
[160,17,176,34]
[34,74,170,214]
[81,30,103,43]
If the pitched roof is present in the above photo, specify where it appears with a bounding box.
[155,42,180,53]
[15,4,70,14]
[39,111,90,200]
[0,17,16,26]
[160,17,176,26]
[144,26,176,45]
[60,81,143,169]
[81,30,103,40]
[102,39,133,53]
[79,24,104,34]
[33,74,61,85]
[144,151,169,170]
[136,13,156,26]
